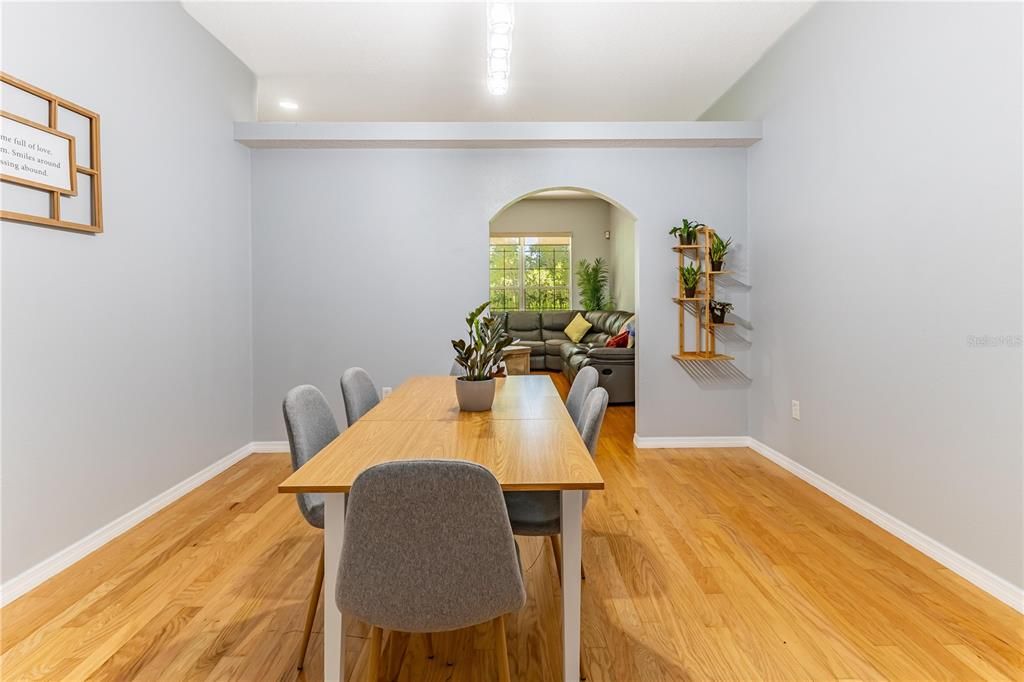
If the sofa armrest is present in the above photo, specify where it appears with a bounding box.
[586,347,635,362]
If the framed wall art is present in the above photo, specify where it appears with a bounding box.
[0,72,103,234]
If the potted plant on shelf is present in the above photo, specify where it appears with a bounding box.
[451,301,512,411]
[708,300,734,324]
[709,233,733,271]
[679,263,702,298]
[577,257,614,311]
[669,218,704,246]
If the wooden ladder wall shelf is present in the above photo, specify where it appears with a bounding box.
[673,226,752,385]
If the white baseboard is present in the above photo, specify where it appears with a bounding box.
[0,441,268,607]
[745,437,1024,614]
[250,440,289,453]
[633,434,750,448]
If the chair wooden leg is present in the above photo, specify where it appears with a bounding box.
[297,546,325,670]
[424,632,435,659]
[549,535,563,584]
[581,559,587,581]
[384,631,410,682]
[368,626,383,682]
[580,650,588,680]
[494,616,511,682]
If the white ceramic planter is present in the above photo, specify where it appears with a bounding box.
[455,377,496,411]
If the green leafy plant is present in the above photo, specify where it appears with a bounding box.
[708,299,734,323]
[680,263,702,297]
[709,233,733,268]
[576,258,614,311]
[451,301,513,381]
[669,218,704,245]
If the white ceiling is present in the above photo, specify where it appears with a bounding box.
[183,2,811,122]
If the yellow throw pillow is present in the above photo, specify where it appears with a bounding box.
[565,313,593,343]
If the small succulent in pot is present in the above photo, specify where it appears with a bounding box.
[708,300,734,324]
[451,301,513,410]
[679,263,703,298]
[709,233,733,271]
[669,218,704,246]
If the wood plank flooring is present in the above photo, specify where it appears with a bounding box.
[2,372,1021,680]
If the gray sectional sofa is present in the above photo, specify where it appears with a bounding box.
[498,310,635,404]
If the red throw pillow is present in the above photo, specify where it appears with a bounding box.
[606,330,629,348]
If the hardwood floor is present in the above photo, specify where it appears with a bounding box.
[2,372,1021,681]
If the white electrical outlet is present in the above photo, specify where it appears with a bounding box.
[791,400,800,420]
[382,386,393,398]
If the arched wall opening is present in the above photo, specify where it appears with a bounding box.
[487,186,638,405]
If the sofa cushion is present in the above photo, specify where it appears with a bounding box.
[560,341,583,362]
[544,339,568,356]
[583,310,634,336]
[606,330,629,348]
[505,312,542,341]
[518,340,545,356]
[565,314,593,343]
[587,346,635,363]
[542,328,570,342]
[541,311,574,336]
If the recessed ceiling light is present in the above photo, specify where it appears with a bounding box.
[279,100,299,110]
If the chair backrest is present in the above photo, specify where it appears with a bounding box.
[340,367,380,426]
[450,360,467,377]
[578,386,609,457]
[282,385,340,527]
[565,366,599,428]
[337,460,526,633]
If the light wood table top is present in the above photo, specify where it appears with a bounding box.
[279,375,604,494]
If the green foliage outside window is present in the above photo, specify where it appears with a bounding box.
[489,236,572,312]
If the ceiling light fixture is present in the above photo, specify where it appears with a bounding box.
[486,2,514,95]
[279,100,299,110]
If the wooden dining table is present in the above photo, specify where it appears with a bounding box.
[279,374,605,682]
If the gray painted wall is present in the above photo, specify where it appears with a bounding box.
[251,148,750,441]
[1,3,255,581]
[609,205,636,312]
[703,2,1023,587]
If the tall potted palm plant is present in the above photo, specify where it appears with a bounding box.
[451,301,512,411]
[577,258,614,311]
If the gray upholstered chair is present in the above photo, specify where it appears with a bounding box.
[340,367,380,426]
[504,387,609,579]
[337,460,525,681]
[564,366,599,428]
[282,384,341,670]
[450,360,467,377]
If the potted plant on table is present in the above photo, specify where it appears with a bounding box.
[679,263,702,298]
[451,301,512,411]
[669,218,704,246]
[708,300,734,324]
[709,233,733,271]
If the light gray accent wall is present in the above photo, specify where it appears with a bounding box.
[490,198,613,309]
[1,3,256,581]
[251,148,749,441]
[608,205,636,312]
[703,2,1023,586]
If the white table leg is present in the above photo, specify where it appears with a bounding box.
[560,490,583,682]
[324,493,347,682]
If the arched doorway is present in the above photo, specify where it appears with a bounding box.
[488,186,637,405]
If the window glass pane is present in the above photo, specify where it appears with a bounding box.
[489,234,571,312]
